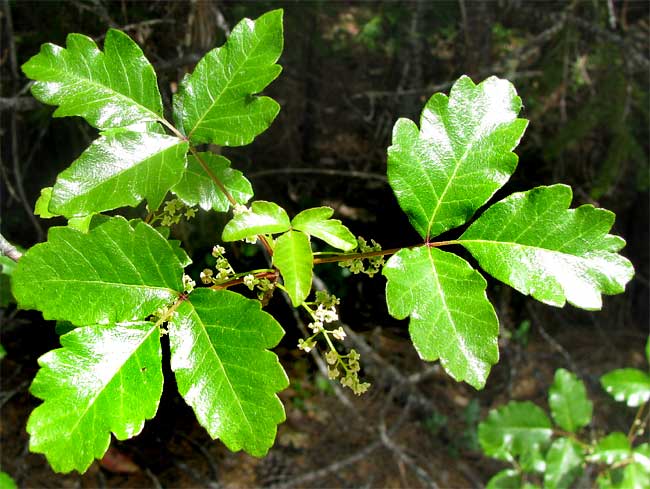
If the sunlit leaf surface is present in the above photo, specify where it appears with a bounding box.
[222,201,290,241]
[601,368,650,407]
[460,185,634,310]
[27,322,163,473]
[544,438,584,489]
[291,207,357,251]
[169,289,288,456]
[273,230,313,306]
[548,369,593,433]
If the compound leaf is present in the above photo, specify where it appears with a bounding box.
[12,217,184,325]
[601,368,650,407]
[478,401,552,461]
[222,201,290,241]
[172,152,253,212]
[383,246,499,389]
[545,438,584,489]
[169,288,288,456]
[22,29,163,129]
[174,10,283,146]
[387,75,527,239]
[49,131,188,216]
[548,369,593,433]
[273,230,313,306]
[291,207,357,251]
[27,321,163,473]
[460,185,634,310]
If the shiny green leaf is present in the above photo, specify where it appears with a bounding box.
[618,463,650,489]
[387,75,527,239]
[27,321,163,473]
[589,432,631,465]
[291,207,357,251]
[383,246,499,388]
[601,368,650,407]
[34,187,57,218]
[172,152,252,212]
[169,288,288,456]
[174,10,283,146]
[548,369,593,432]
[273,230,313,306]
[460,185,634,310]
[544,438,584,489]
[222,201,290,241]
[12,217,184,325]
[22,29,163,129]
[0,471,17,489]
[49,131,188,217]
[486,469,523,489]
[479,401,552,461]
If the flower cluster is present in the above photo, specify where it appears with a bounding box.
[297,291,370,395]
[242,273,276,301]
[149,198,197,227]
[339,237,385,277]
[200,245,235,284]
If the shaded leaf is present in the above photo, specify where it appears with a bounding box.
[486,469,523,489]
[273,230,313,306]
[0,472,17,489]
[383,246,499,388]
[544,438,584,489]
[27,322,163,473]
[50,131,188,217]
[222,201,290,241]
[172,152,252,212]
[169,288,288,456]
[22,29,163,129]
[460,185,634,310]
[601,368,650,407]
[387,75,527,239]
[174,10,283,146]
[291,207,357,251]
[478,401,552,461]
[548,369,593,432]
[12,217,184,325]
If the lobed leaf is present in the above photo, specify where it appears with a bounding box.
[12,217,184,325]
[174,10,283,146]
[460,185,634,310]
[478,401,552,461]
[291,207,357,251]
[544,438,584,489]
[169,288,288,456]
[273,230,313,306]
[600,368,650,407]
[172,152,253,212]
[387,75,528,239]
[222,201,290,241]
[22,29,163,129]
[548,369,593,433]
[49,131,188,217]
[27,322,163,473]
[383,246,499,389]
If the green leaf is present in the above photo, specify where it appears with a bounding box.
[169,288,288,456]
[12,217,184,325]
[174,10,283,146]
[460,185,634,310]
[600,368,650,407]
[0,471,17,489]
[486,469,523,489]
[273,230,313,306]
[291,207,357,251]
[634,444,650,470]
[387,75,528,239]
[172,152,253,212]
[383,246,499,389]
[35,187,57,218]
[589,432,631,465]
[618,463,650,489]
[49,131,188,217]
[0,344,6,360]
[478,401,552,461]
[27,321,163,473]
[548,369,593,432]
[22,29,163,129]
[0,251,21,308]
[222,201,290,241]
[544,438,584,489]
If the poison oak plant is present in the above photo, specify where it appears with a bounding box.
[6,9,635,474]
[479,337,650,489]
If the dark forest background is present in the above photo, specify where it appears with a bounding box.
[1,1,649,487]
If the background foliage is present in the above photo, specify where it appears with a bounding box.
[1,1,648,487]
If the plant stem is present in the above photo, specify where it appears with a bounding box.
[0,233,22,262]
[312,240,460,265]
[209,269,278,291]
[627,401,648,442]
